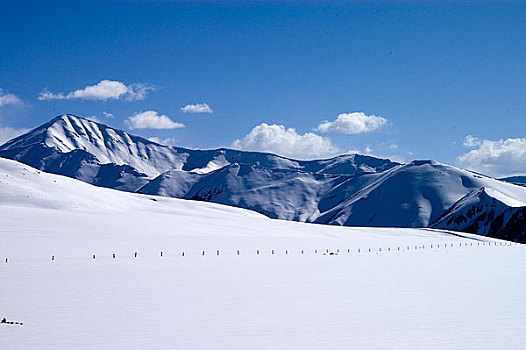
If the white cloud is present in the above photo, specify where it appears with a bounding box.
[458,136,526,177]
[0,125,29,145]
[463,135,481,148]
[86,115,102,123]
[0,89,22,107]
[180,103,213,114]
[389,144,399,150]
[148,137,177,146]
[232,123,338,159]
[127,110,185,130]
[103,111,114,118]
[316,112,387,134]
[38,80,154,101]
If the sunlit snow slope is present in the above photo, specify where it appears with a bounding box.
[1,157,525,350]
[2,114,526,242]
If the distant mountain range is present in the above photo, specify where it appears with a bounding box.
[1,114,525,242]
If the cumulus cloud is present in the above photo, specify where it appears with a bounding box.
[232,123,338,159]
[127,110,185,130]
[180,103,213,114]
[389,144,399,150]
[38,80,154,101]
[148,137,177,146]
[463,135,481,148]
[316,112,387,134]
[103,111,114,118]
[458,136,526,177]
[0,89,22,107]
[0,125,29,145]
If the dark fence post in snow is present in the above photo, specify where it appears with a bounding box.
[202,250,205,256]
[285,250,288,255]
[92,254,96,259]
[237,250,240,256]
[182,252,185,257]
[314,249,318,254]
[160,251,163,257]
[113,253,116,259]
[257,250,260,255]
[5,257,7,263]
[134,252,137,258]
[217,250,220,256]
[272,249,275,255]
[51,255,54,261]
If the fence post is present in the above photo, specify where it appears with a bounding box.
[182,252,185,257]
[160,251,163,257]
[113,253,116,259]
[272,249,275,255]
[202,250,205,256]
[92,254,96,259]
[217,250,220,256]
[51,255,55,261]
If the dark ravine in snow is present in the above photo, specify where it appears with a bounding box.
[1,114,526,242]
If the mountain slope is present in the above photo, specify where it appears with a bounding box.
[0,115,397,193]
[315,160,526,238]
[430,187,526,242]
[2,114,526,242]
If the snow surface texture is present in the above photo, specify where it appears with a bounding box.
[1,157,525,349]
[2,114,526,242]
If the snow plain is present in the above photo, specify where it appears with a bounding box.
[1,157,525,349]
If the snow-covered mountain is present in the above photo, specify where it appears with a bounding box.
[2,114,526,242]
[500,176,526,187]
[431,187,526,242]
[0,114,396,192]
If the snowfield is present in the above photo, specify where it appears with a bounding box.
[1,157,525,349]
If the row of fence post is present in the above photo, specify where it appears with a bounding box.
[2,240,518,263]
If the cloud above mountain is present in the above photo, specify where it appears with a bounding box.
[180,103,213,114]
[0,89,22,107]
[232,123,338,159]
[38,80,154,101]
[127,110,185,130]
[316,112,387,134]
[0,125,29,145]
[459,136,526,177]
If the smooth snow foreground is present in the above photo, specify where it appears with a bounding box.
[1,157,525,349]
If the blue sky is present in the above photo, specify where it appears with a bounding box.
[1,0,525,177]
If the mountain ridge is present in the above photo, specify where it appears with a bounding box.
[2,114,526,242]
